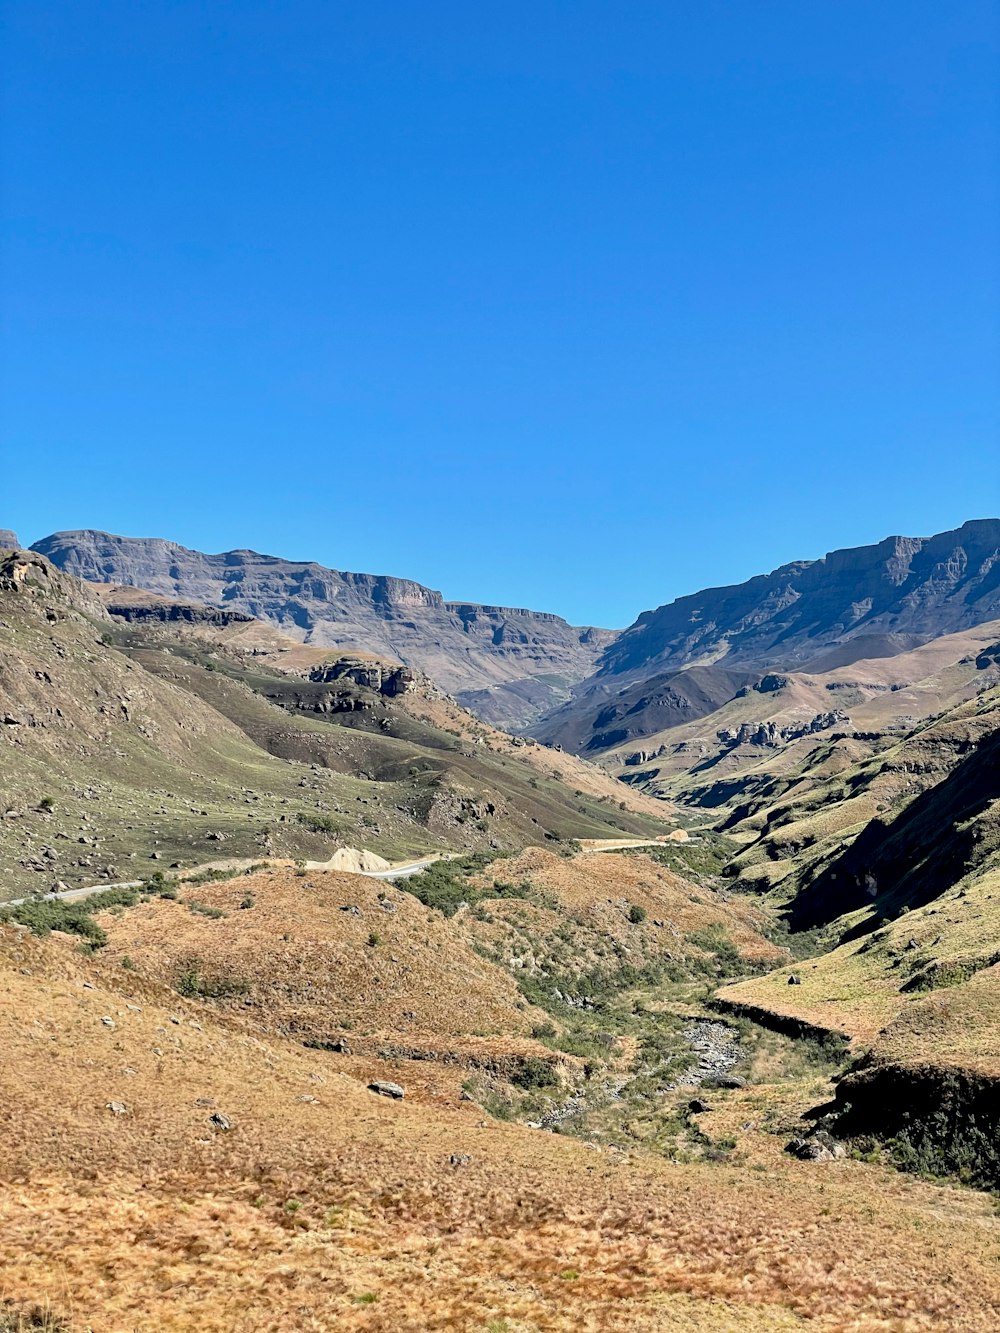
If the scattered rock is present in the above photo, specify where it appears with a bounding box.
[105,1101,128,1116]
[785,1130,845,1162]
[368,1081,405,1100]
[209,1112,233,1131]
[688,1098,711,1113]
[788,974,802,986]
[100,1016,116,1029]
[448,1153,472,1167]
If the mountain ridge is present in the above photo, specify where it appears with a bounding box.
[30,529,617,730]
[536,518,1000,754]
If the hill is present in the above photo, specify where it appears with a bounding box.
[0,549,668,901]
[31,529,617,729]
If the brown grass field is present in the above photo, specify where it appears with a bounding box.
[4,871,1000,1332]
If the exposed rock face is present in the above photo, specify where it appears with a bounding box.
[32,531,615,729]
[536,520,1000,754]
[603,520,1000,680]
[0,530,19,549]
[309,657,415,697]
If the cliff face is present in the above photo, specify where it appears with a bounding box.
[602,520,1000,680]
[31,531,615,729]
[536,520,1000,754]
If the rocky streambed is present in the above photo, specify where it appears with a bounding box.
[670,1018,744,1088]
[534,1016,745,1130]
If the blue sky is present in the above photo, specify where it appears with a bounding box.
[3,2,998,627]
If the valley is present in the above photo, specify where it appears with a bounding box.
[4,525,1000,1330]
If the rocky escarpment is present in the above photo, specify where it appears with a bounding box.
[32,531,615,730]
[602,520,1000,680]
[309,656,415,697]
[536,520,1000,755]
[0,529,19,549]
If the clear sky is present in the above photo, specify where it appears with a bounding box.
[3,2,999,627]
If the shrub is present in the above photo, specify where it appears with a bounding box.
[510,1056,559,1090]
[627,903,647,924]
[187,900,226,919]
[297,811,340,835]
[175,960,249,999]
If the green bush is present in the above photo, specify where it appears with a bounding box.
[510,1056,559,1089]
[297,811,340,835]
[176,960,249,999]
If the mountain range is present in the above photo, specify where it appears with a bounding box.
[7,519,1000,1329]
[31,519,1000,752]
[31,530,614,730]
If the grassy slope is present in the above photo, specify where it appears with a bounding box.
[4,899,1000,1330]
[0,555,668,900]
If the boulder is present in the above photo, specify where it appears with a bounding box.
[368,1081,405,1100]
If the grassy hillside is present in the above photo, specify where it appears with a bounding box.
[0,551,669,901]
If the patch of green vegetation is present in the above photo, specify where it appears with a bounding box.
[175,958,249,1000]
[398,853,506,917]
[620,831,739,884]
[0,883,155,948]
[685,923,760,977]
[187,900,227,919]
[509,1056,559,1090]
[296,811,341,835]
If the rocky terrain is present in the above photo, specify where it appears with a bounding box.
[31,530,617,729]
[9,519,1000,1329]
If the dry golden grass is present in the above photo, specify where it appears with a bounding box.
[3,922,1000,1330]
[95,867,548,1054]
[720,865,1000,1054]
[475,847,784,963]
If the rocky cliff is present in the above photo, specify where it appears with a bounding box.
[536,520,1000,754]
[31,530,615,729]
[603,519,1000,679]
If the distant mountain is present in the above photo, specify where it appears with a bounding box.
[30,530,616,730]
[535,520,1000,753]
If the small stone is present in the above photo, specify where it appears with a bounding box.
[101,1016,116,1029]
[209,1112,232,1131]
[296,1094,317,1104]
[195,1097,216,1107]
[368,1080,405,1100]
[105,1101,128,1116]
[787,974,802,986]
[448,1153,472,1167]
[688,1098,711,1113]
